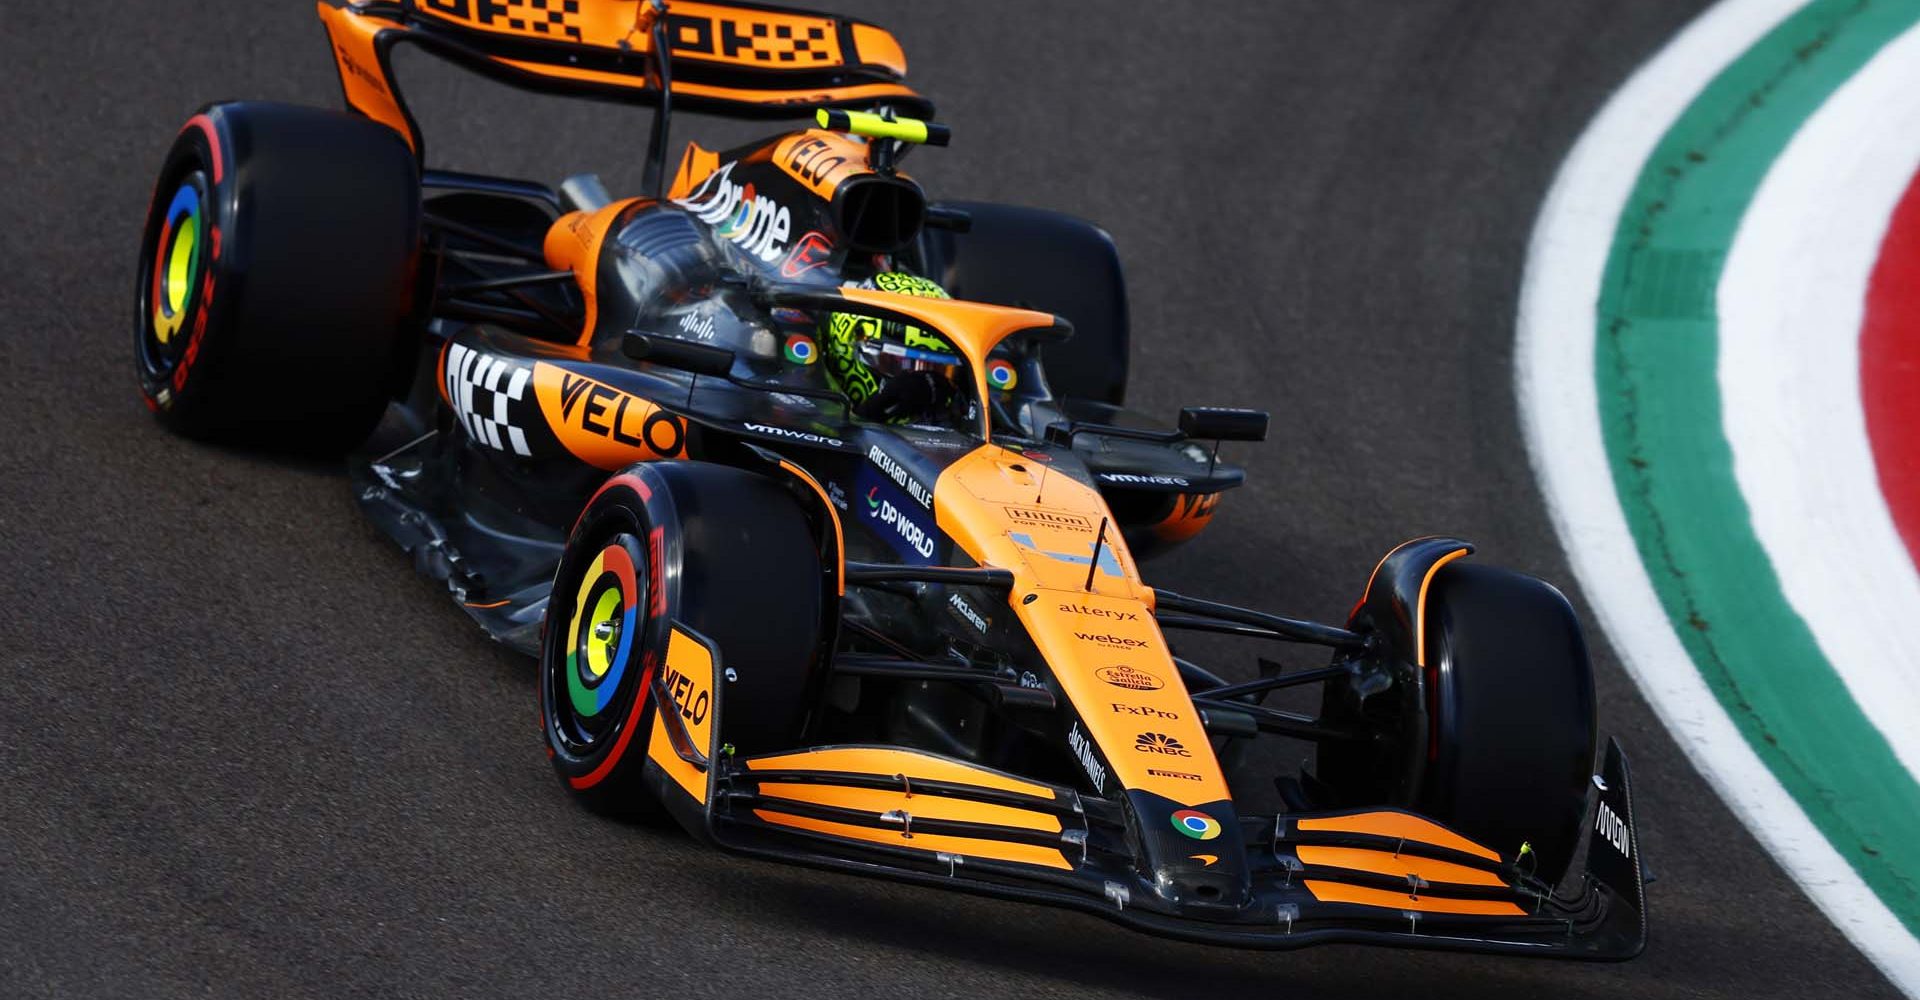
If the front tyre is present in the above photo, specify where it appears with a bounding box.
[135,102,420,452]
[1320,555,1596,886]
[1421,563,1596,885]
[541,462,826,817]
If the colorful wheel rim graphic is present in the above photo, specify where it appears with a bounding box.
[783,333,818,365]
[565,540,641,725]
[1170,809,1221,841]
[149,179,204,354]
[986,358,1018,391]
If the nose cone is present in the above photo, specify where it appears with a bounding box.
[1131,794,1253,911]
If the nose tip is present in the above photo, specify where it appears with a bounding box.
[1156,867,1252,910]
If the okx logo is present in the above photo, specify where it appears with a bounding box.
[1135,732,1191,757]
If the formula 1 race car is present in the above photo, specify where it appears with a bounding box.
[133,0,1644,958]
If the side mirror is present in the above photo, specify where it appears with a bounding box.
[1179,407,1268,442]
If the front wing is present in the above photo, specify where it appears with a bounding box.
[646,622,1646,958]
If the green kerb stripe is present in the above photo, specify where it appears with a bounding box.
[1598,0,1920,933]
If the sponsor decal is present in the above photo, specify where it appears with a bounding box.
[1018,670,1046,690]
[1058,603,1139,621]
[674,161,793,264]
[775,132,862,198]
[780,230,835,279]
[868,488,935,560]
[1097,665,1163,691]
[1134,732,1191,757]
[416,0,584,42]
[868,444,933,509]
[1068,722,1106,793]
[532,363,687,468]
[645,526,666,617]
[986,358,1018,391]
[948,592,989,634]
[1174,492,1220,519]
[782,333,818,365]
[678,311,717,340]
[894,427,974,454]
[664,10,840,67]
[1022,450,1053,464]
[1076,631,1149,650]
[334,45,388,94]
[446,343,533,457]
[1005,507,1093,531]
[1190,853,1219,866]
[743,422,844,448]
[1171,809,1222,841]
[771,306,812,326]
[1099,472,1192,487]
[825,481,848,511]
[646,625,719,802]
[1010,532,1124,579]
[1112,702,1177,719]
[857,466,939,564]
[663,655,712,729]
[1150,768,1203,782]
[1596,801,1632,858]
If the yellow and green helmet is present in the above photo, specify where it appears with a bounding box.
[820,272,961,407]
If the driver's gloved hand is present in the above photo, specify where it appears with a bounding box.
[856,370,953,423]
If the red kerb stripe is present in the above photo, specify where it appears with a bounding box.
[1861,166,1920,574]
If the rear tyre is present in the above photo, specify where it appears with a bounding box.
[541,462,825,817]
[917,201,1130,404]
[134,101,421,452]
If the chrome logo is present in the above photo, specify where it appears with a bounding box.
[986,358,1017,390]
[1171,809,1221,841]
[783,333,817,365]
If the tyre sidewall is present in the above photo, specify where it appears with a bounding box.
[135,118,238,422]
[133,102,420,450]
[541,471,678,802]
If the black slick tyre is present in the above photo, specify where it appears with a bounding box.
[540,462,825,817]
[1419,563,1596,885]
[134,101,421,452]
[918,201,1130,404]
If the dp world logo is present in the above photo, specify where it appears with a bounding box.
[1134,732,1191,757]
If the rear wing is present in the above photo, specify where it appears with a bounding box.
[318,0,931,161]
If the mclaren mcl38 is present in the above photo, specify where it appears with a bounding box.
[133,0,1644,958]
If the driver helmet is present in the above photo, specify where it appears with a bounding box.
[820,272,962,416]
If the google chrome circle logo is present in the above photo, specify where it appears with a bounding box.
[1170,809,1221,841]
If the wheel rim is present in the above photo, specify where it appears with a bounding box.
[553,534,647,754]
[139,172,209,379]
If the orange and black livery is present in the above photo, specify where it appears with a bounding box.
[132,0,1645,961]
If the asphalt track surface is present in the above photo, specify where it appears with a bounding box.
[0,2,1903,997]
